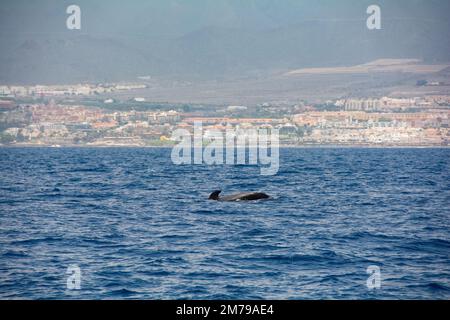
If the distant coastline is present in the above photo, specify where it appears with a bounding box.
[1,143,449,149]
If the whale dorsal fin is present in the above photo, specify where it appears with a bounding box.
[209,190,221,200]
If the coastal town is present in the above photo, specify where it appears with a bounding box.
[0,83,449,147]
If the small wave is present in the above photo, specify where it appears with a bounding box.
[1,250,29,258]
[253,252,341,264]
[10,236,62,246]
[427,282,450,292]
[341,231,397,241]
[407,282,450,293]
[108,288,140,297]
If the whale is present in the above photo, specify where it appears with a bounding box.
[208,190,269,202]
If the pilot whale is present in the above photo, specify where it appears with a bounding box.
[209,190,269,202]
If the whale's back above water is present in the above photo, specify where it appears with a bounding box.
[209,190,269,201]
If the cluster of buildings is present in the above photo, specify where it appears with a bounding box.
[337,96,450,112]
[292,111,449,145]
[0,95,449,146]
[0,83,147,98]
[0,103,181,146]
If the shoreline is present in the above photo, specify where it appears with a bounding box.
[1,144,449,149]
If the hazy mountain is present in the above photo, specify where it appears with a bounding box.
[1,0,449,84]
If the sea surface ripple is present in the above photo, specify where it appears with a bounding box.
[0,147,449,299]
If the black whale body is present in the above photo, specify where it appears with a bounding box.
[209,190,269,201]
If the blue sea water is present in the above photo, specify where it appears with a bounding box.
[0,147,449,300]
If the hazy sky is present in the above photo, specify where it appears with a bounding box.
[1,0,449,83]
[2,0,450,36]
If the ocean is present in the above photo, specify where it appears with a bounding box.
[0,147,449,299]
